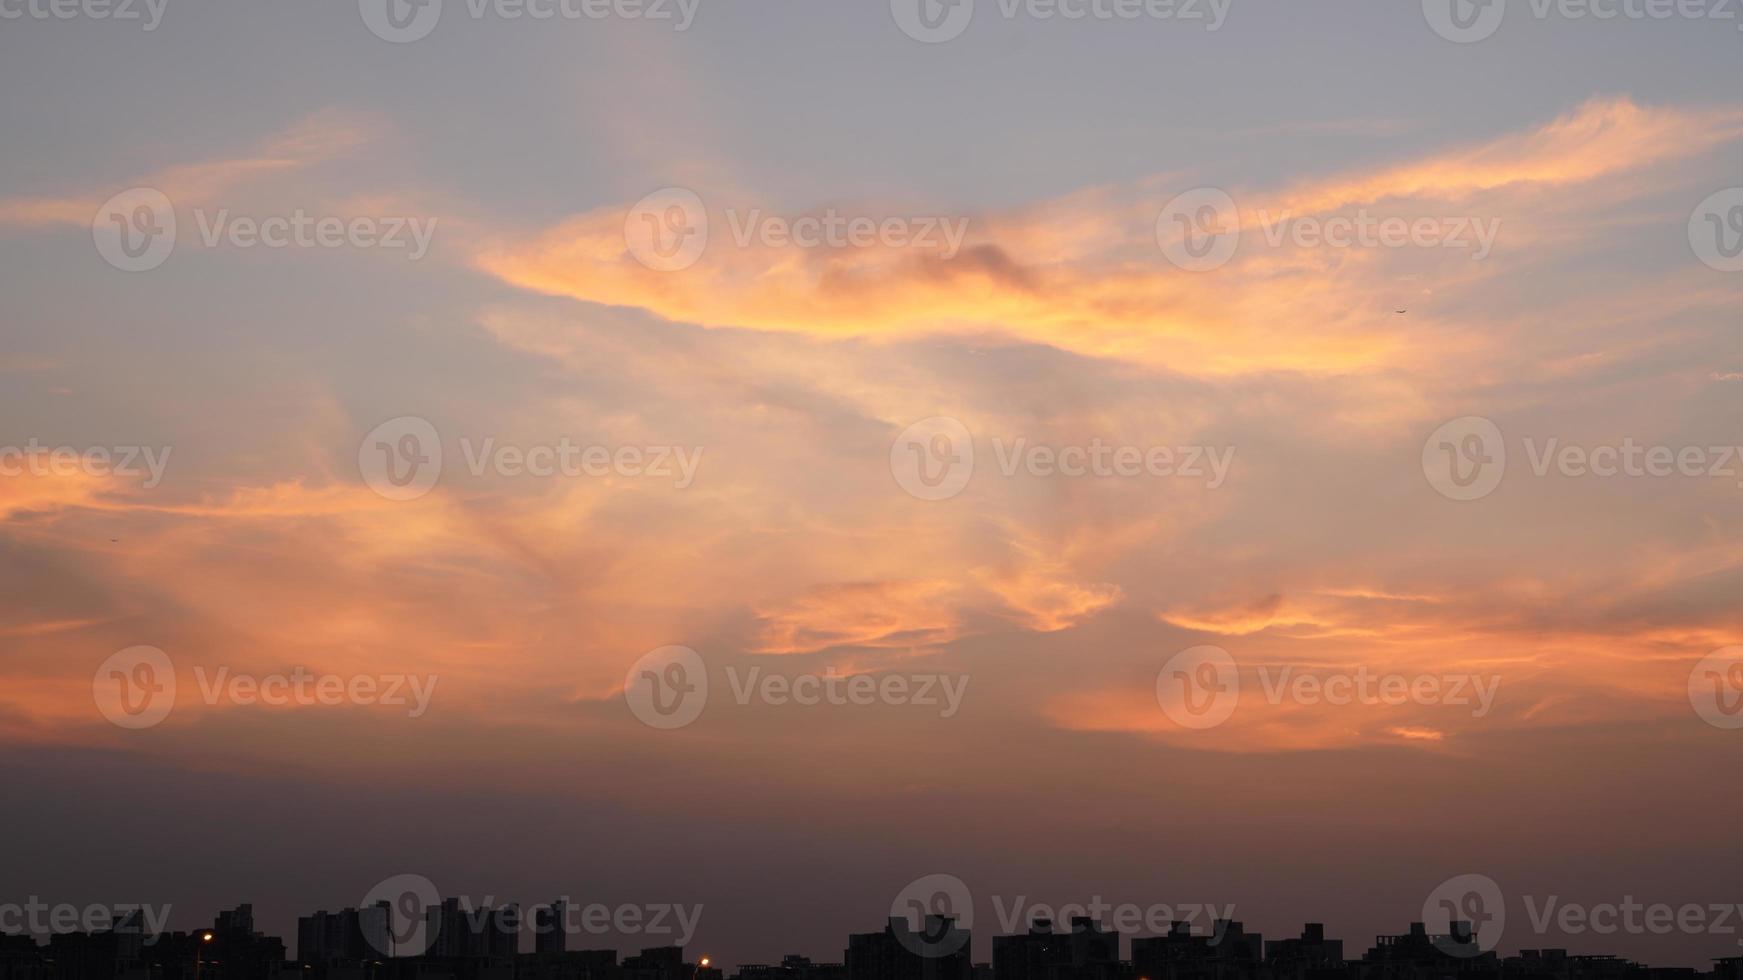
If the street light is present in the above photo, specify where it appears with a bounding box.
[194,932,215,980]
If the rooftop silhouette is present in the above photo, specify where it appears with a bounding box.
[4,903,1741,980]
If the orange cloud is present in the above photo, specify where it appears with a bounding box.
[976,560,1122,633]
[1268,97,1743,216]
[751,580,964,655]
[0,108,376,229]
[473,97,1741,375]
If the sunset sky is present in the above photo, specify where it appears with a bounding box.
[3,0,1743,970]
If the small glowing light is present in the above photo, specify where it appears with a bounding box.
[202,934,215,943]
[700,958,711,967]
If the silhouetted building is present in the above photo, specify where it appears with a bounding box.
[1266,925,1343,980]
[425,902,519,961]
[993,918,1119,980]
[1357,921,1497,980]
[204,904,291,980]
[847,917,971,980]
[533,906,567,958]
[0,935,48,980]
[622,946,689,980]
[299,906,391,966]
[1129,919,1261,980]
[514,949,618,980]
[734,956,844,980]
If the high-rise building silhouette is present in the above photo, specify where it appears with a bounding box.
[424,900,520,961]
[535,904,567,957]
[298,906,390,965]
